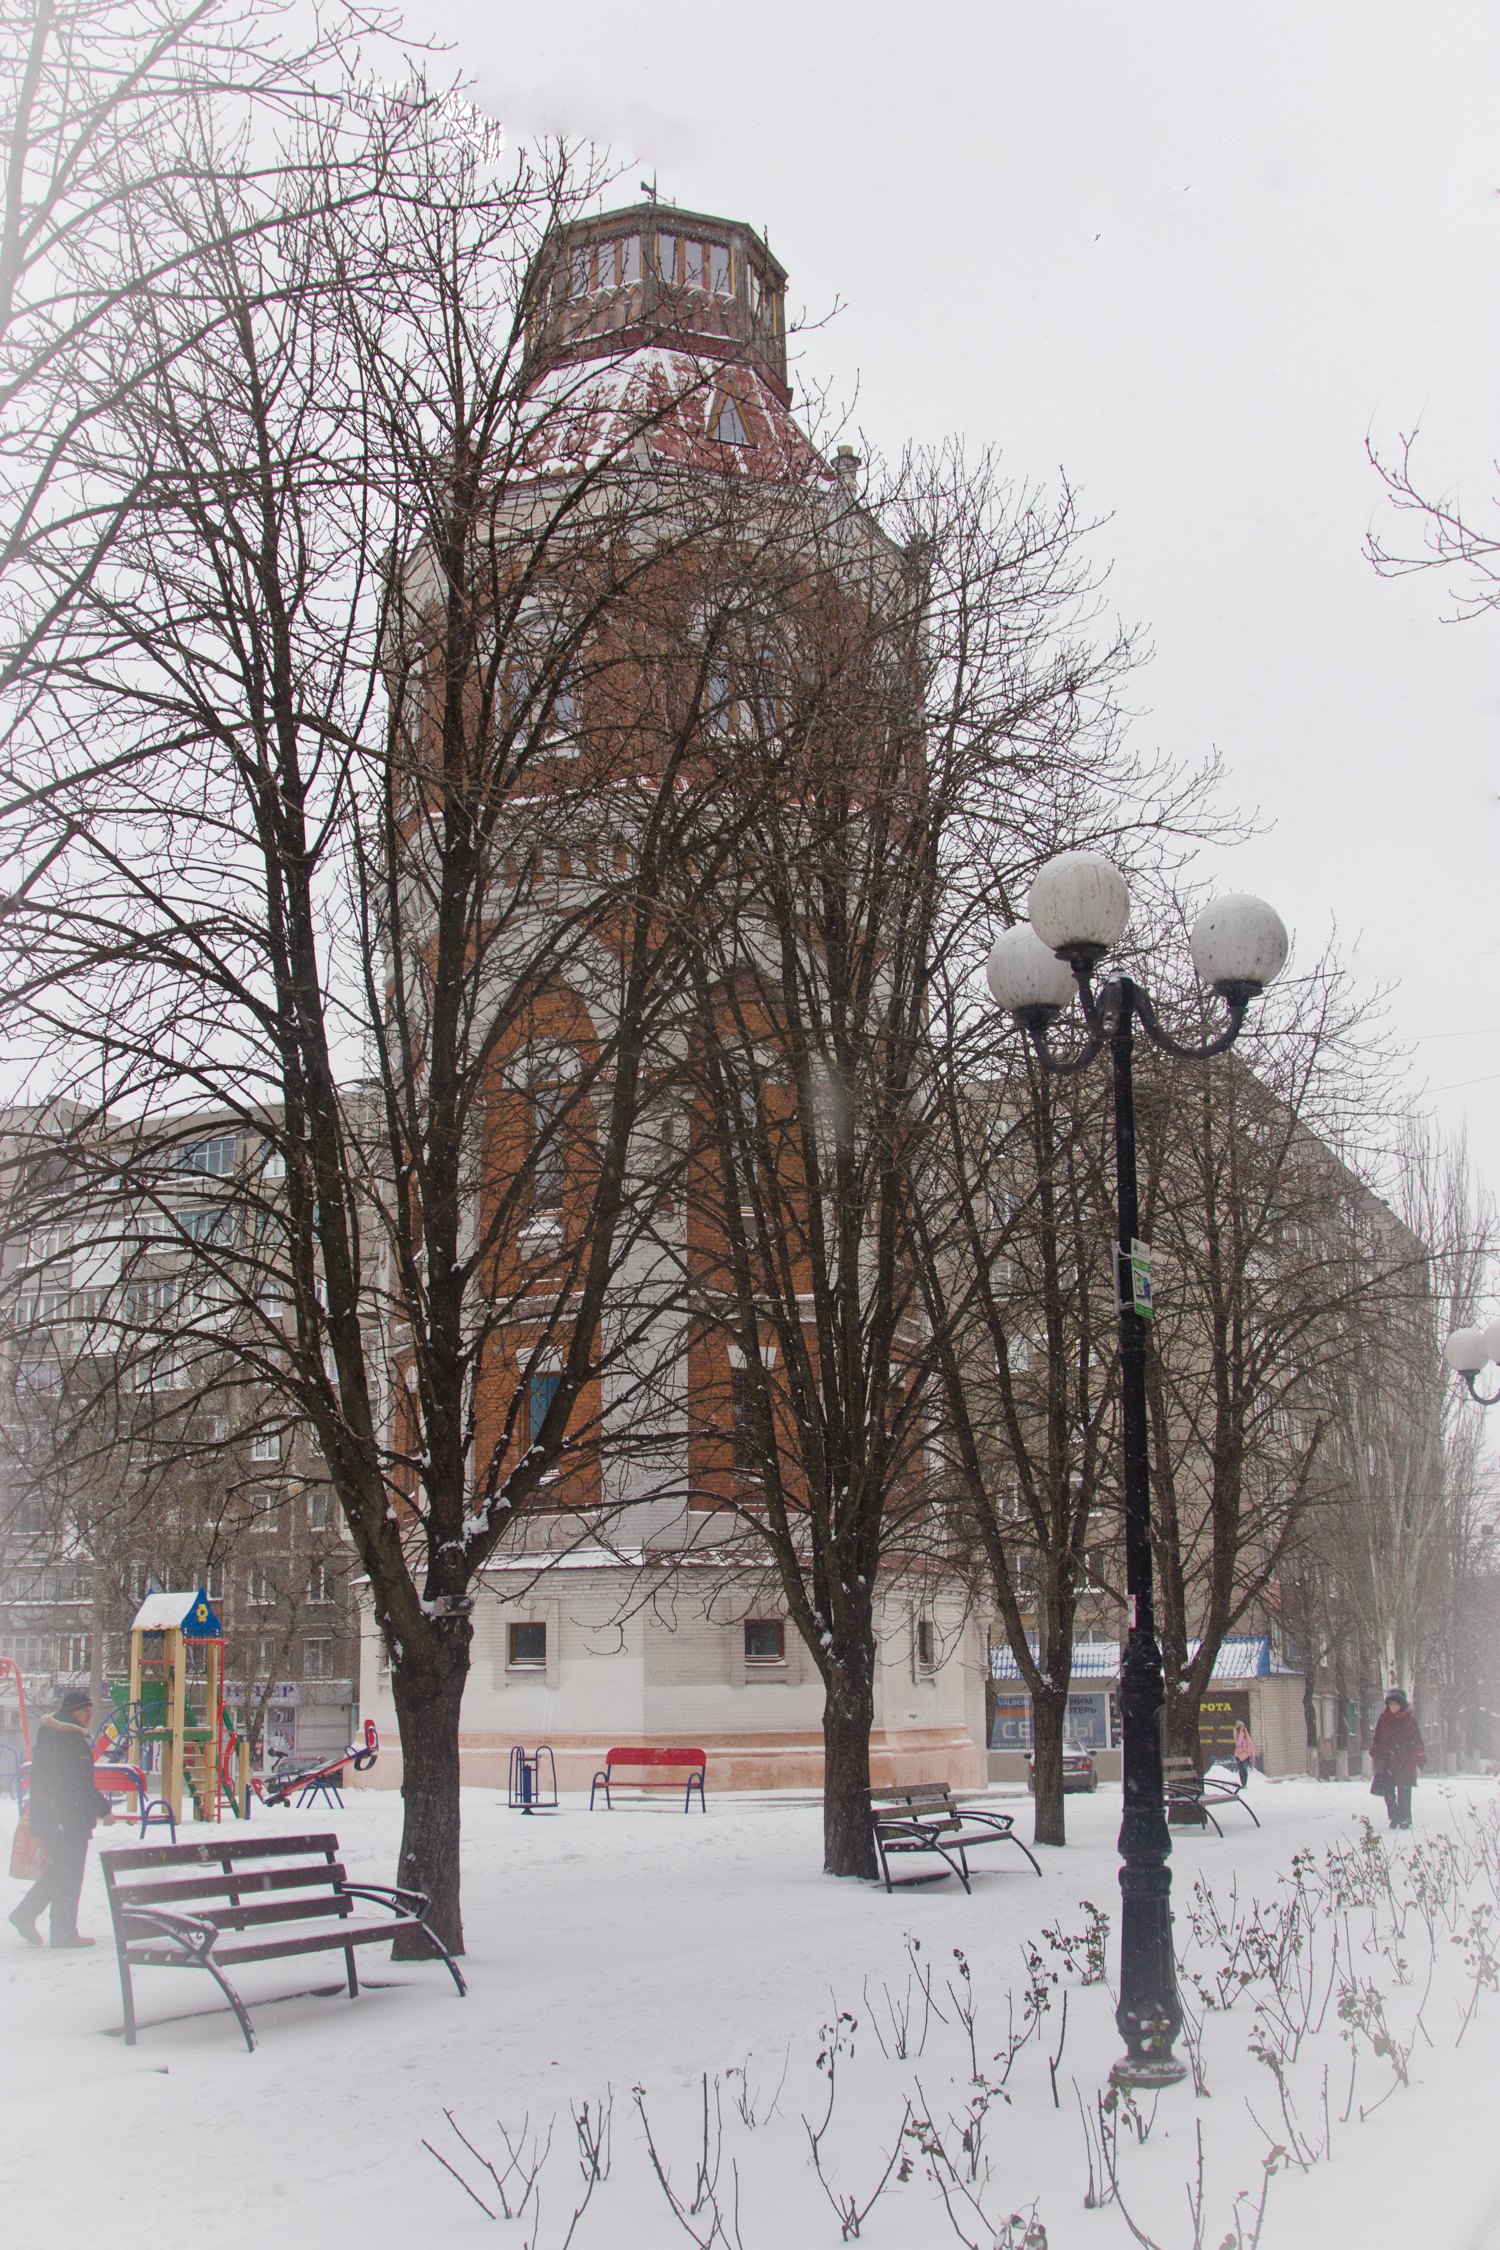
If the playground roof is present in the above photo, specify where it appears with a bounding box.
[130,1588,223,1638]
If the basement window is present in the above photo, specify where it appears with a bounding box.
[744,1618,785,1666]
[916,1618,937,1674]
[507,1621,547,1669]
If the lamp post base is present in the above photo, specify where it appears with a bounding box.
[1109,2051,1189,2091]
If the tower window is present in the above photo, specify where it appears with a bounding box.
[530,1082,567,1212]
[527,1369,561,1446]
[711,392,752,447]
[710,242,732,295]
[568,235,640,298]
[732,1366,758,1479]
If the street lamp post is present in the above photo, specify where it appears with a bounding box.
[985,852,1288,2088]
[1441,1319,1500,1407]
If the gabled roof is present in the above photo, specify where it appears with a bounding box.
[130,1587,222,1638]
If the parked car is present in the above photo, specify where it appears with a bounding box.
[1026,1742,1098,1793]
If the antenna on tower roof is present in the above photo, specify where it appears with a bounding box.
[641,175,658,203]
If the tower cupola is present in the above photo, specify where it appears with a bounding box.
[524,204,789,404]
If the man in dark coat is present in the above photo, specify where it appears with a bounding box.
[1369,1687,1426,1830]
[9,1688,113,1948]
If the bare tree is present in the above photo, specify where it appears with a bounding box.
[1130,941,1415,1766]
[1318,1121,1495,1730]
[0,99,791,1944]
[1366,431,1500,622]
[665,446,1145,1876]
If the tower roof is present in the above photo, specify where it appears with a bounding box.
[523,203,790,403]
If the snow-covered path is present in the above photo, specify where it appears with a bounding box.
[2,1777,1498,2248]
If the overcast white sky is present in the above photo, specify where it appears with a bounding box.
[431,0,1498,1192]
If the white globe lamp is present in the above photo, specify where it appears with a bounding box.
[986,924,1077,1022]
[1444,1326,1491,1375]
[1189,895,1289,1000]
[1028,852,1131,967]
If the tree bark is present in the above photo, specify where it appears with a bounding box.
[389,1626,471,1956]
[1030,1682,1069,1847]
[1163,1683,1203,1770]
[821,1649,878,1880]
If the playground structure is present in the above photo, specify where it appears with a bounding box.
[114,1588,241,1824]
[10,1587,377,1831]
[259,1719,380,1809]
[0,1653,30,1802]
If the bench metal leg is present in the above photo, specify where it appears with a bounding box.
[345,1946,359,1998]
[415,1919,468,1999]
[117,1950,138,2047]
[197,1956,258,2052]
[1011,1836,1044,1878]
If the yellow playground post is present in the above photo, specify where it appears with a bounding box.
[126,1588,228,1823]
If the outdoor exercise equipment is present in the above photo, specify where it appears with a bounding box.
[507,1742,558,1813]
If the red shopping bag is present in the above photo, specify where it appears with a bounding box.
[9,1814,45,1881]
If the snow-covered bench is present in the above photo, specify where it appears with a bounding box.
[1164,1756,1260,1835]
[868,1784,1042,1891]
[101,1829,466,2051]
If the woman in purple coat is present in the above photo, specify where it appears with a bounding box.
[1369,1688,1426,1830]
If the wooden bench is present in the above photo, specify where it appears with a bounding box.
[868,1784,1043,1892]
[589,1745,707,1812]
[1164,1756,1261,1836]
[101,1830,466,2052]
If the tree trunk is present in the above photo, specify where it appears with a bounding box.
[1030,1682,1068,1847]
[822,1649,878,1880]
[1163,1680,1203,1769]
[389,1626,471,1956]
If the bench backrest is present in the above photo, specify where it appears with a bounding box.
[1163,1759,1204,1790]
[102,1832,351,1940]
[869,1784,957,1813]
[603,1746,706,1772]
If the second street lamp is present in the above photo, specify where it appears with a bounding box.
[1441,1318,1500,1407]
[986,851,1288,2087]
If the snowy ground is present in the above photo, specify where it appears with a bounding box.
[3,1776,1500,2249]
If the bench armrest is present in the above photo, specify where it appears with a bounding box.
[119,1905,221,1956]
[948,1804,1015,1835]
[337,1880,431,1917]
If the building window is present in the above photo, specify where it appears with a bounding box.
[710,391,752,447]
[655,234,732,296]
[204,1564,224,1601]
[247,1568,274,1607]
[176,1204,232,1244]
[308,1491,334,1531]
[916,1618,937,1674]
[307,1560,335,1605]
[529,1082,567,1213]
[178,1134,236,1176]
[507,1621,547,1669]
[251,1430,280,1462]
[58,1634,90,1674]
[303,1636,332,1680]
[256,1636,279,1677]
[205,1414,229,1444]
[732,1368,758,1480]
[528,1369,561,1446]
[744,1618,785,1666]
[569,233,639,296]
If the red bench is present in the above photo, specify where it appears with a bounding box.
[590,1745,707,1813]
